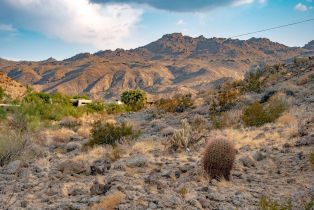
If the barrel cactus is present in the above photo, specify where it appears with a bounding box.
[203,138,236,180]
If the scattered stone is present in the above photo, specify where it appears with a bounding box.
[126,154,148,168]
[90,157,111,175]
[239,156,256,168]
[57,160,89,175]
[65,142,82,153]
[253,151,267,161]
[295,134,314,146]
[90,178,111,195]
[5,160,22,174]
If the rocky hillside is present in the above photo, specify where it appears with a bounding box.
[0,72,26,100]
[0,34,313,99]
[0,56,313,210]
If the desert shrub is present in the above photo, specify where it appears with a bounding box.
[242,99,287,127]
[191,115,209,132]
[89,121,140,146]
[86,101,105,112]
[294,57,308,66]
[0,107,7,120]
[121,89,147,111]
[310,151,314,168]
[259,196,292,210]
[17,91,90,121]
[60,116,81,129]
[203,138,236,180]
[104,103,129,114]
[0,87,5,101]
[209,88,241,113]
[169,119,192,151]
[72,94,90,100]
[211,109,242,129]
[0,130,28,166]
[241,70,264,93]
[157,94,193,113]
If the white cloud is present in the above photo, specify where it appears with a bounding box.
[295,3,309,11]
[259,0,267,4]
[176,20,186,26]
[232,0,254,6]
[0,23,17,32]
[0,0,142,50]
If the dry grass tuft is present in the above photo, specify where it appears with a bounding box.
[132,140,156,154]
[38,128,77,145]
[91,191,125,210]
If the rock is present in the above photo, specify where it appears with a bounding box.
[65,142,82,153]
[68,188,86,196]
[253,151,267,161]
[90,178,111,195]
[198,196,211,208]
[126,154,148,168]
[5,160,22,174]
[90,157,111,175]
[239,156,256,168]
[295,134,314,146]
[161,170,172,178]
[57,160,89,175]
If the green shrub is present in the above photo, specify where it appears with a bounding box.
[203,138,236,180]
[86,102,105,112]
[89,121,140,146]
[242,99,287,127]
[157,94,193,113]
[0,129,28,166]
[294,57,308,66]
[241,70,264,93]
[0,107,6,120]
[0,87,5,101]
[104,103,129,114]
[19,91,86,121]
[209,88,241,113]
[121,89,147,111]
[259,196,292,210]
[310,151,314,168]
[72,94,90,100]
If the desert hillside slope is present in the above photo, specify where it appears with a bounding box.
[0,72,26,100]
[0,34,313,99]
[0,57,313,209]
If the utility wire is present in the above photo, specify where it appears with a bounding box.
[229,18,314,39]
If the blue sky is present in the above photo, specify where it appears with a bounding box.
[0,0,313,61]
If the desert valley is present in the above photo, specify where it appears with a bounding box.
[0,34,313,209]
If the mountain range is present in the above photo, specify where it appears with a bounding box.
[0,33,313,99]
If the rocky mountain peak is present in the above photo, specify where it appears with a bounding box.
[304,40,314,50]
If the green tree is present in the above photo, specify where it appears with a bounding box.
[121,89,147,111]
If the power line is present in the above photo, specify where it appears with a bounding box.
[229,18,314,39]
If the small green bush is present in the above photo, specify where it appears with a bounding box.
[0,87,5,101]
[241,70,264,93]
[294,57,308,66]
[0,107,6,120]
[310,151,314,168]
[0,130,28,166]
[104,103,129,114]
[72,94,90,100]
[242,99,287,127]
[86,102,105,112]
[89,121,140,146]
[157,94,193,113]
[209,88,241,113]
[121,89,147,111]
[259,196,292,210]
